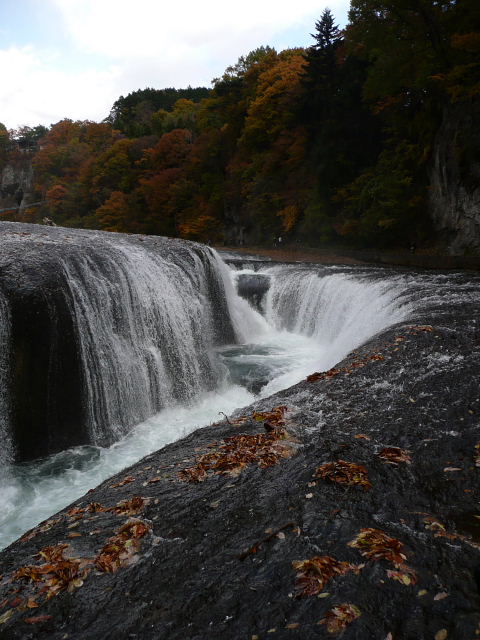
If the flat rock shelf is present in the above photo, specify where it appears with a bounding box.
[0,262,480,639]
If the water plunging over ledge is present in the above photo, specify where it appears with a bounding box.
[0,225,413,549]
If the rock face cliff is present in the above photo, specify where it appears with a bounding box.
[429,99,480,255]
[0,151,36,215]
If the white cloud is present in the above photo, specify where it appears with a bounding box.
[0,46,120,129]
[52,0,346,58]
[1,1,350,128]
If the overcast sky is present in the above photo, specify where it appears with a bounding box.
[0,0,350,130]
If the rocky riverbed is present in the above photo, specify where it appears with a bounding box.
[0,265,479,639]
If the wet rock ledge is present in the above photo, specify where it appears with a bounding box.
[0,296,480,639]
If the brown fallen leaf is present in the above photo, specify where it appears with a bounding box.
[319,603,361,634]
[110,476,135,488]
[0,611,13,624]
[378,447,412,465]
[293,556,360,597]
[386,565,417,586]
[434,630,448,640]
[314,460,372,491]
[24,615,52,624]
[348,528,406,567]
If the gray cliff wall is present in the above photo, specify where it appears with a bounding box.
[0,150,36,214]
[429,99,480,255]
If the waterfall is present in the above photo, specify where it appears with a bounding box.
[0,289,12,467]
[0,225,418,550]
[263,265,412,371]
[59,238,257,446]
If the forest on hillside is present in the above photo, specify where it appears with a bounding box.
[1,0,479,249]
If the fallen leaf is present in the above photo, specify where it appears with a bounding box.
[434,630,448,640]
[443,467,462,472]
[305,493,313,499]
[315,460,372,490]
[319,603,361,634]
[386,565,417,586]
[434,592,449,601]
[348,528,406,566]
[0,611,13,624]
[378,447,412,465]
[24,615,52,624]
[293,556,360,597]
[110,476,135,488]
[285,622,300,629]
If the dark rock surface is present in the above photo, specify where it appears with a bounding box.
[429,99,480,255]
[0,266,479,639]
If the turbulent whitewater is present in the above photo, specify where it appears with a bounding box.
[0,223,413,548]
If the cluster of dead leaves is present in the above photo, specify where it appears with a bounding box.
[11,543,89,601]
[407,325,434,335]
[110,475,135,489]
[306,353,385,383]
[348,528,406,566]
[348,527,417,585]
[314,460,372,491]
[252,405,288,430]
[378,447,412,465]
[94,519,150,574]
[422,515,480,549]
[319,603,361,634]
[180,408,297,482]
[68,496,148,519]
[292,556,360,597]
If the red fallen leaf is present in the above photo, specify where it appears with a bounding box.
[24,614,52,624]
[67,507,85,517]
[314,460,372,491]
[407,325,434,333]
[354,434,371,440]
[86,502,107,513]
[252,406,288,427]
[292,556,360,597]
[348,528,406,566]
[26,598,39,609]
[35,544,69,563]
[110,476,135,488]
[9,597,23,607]
[319,603,361,633]
[386,565,418,586]
[146,476,162,484]
[67,533,82,539]
[114,496,147,516]
[369,354,385,361]
[378,447,412,465]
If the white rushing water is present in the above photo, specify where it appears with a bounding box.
[0,254,413,549]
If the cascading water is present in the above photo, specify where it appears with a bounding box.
[61,240,247,445]
[0,290,12,468]
[0,226,414,549]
